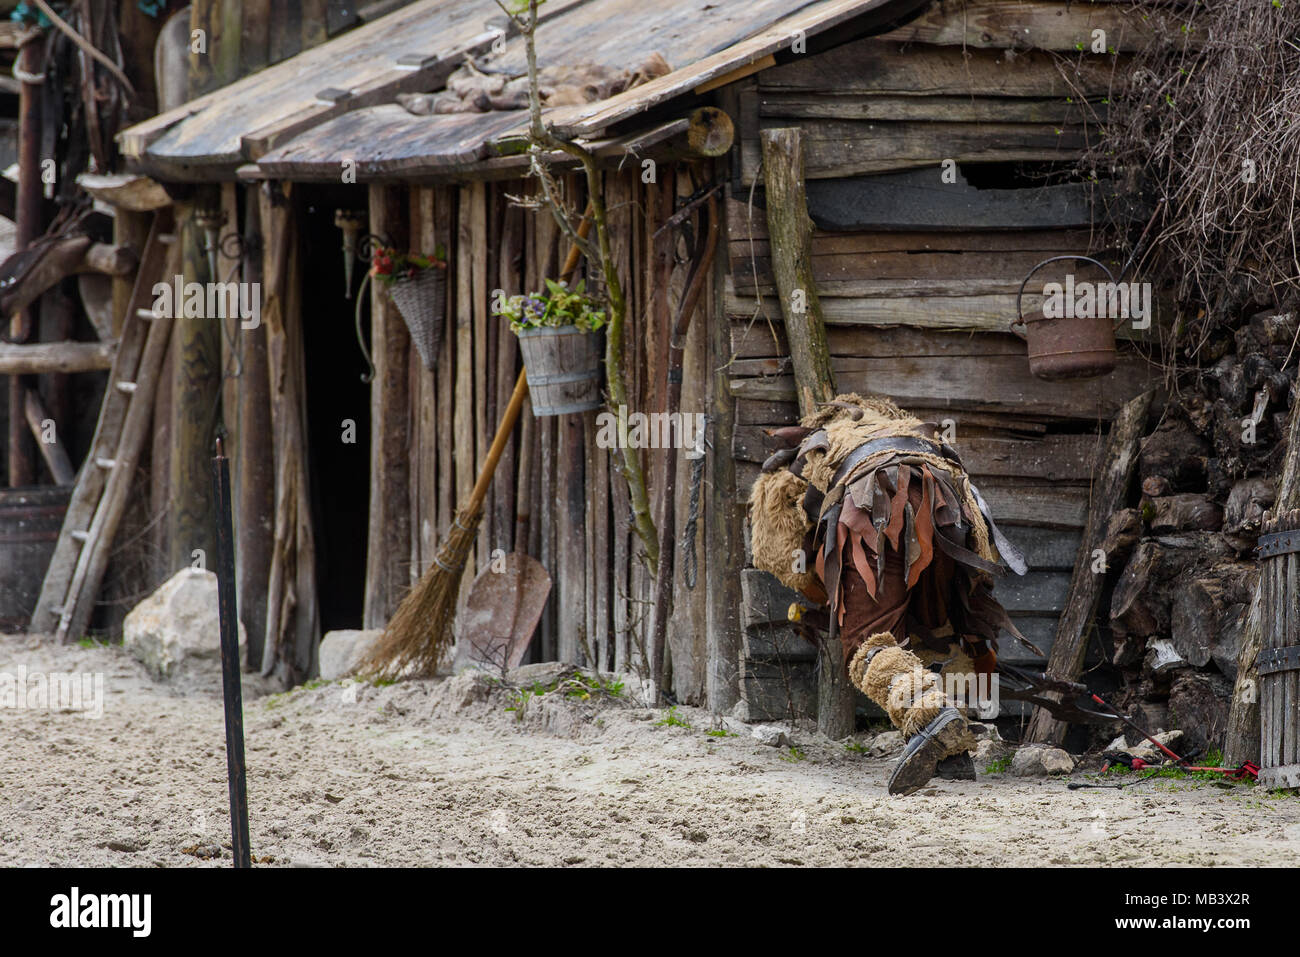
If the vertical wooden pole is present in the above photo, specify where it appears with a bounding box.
[166,199,221,574]
[453,185,476,600]
[8,38,43,487]
[363,184,411,628]
[760,127,847,737]
[1026,390,1152,744]
[259,180,318,683]
[435,186,455,542]
[237,187,274,668]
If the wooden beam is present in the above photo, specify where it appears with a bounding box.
[0,239,139,320]
[760,126,851,739]
[0,340,117,374]
[76,173,171,212]
[23,387,74,485]
[259,180,319,683]
[1025,390,1153,744]
[363,183,412,628]
[165,202,221,573]
[236,186,274,670]
[883,0,1171,52]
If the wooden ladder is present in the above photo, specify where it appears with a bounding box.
[31,210,177,640]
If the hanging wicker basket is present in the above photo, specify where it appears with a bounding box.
[386,268,447,371]
[516,326,604,416]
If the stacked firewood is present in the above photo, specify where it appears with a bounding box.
[1097,308,1297,753]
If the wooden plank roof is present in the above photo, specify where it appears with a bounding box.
[122,0,916,180]
[252,0,911,180]
[117,0,587,176]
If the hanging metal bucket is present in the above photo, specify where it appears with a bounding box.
[1011,255,1119,381]
[516,326,604,416]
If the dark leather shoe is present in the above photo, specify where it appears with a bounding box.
[936,751,976,781]
[888,707,969,796]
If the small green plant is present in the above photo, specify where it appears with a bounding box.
[705,728,736,738]
[780,746,806,763]
[984,756,1012,774]
[843,741,869,755]
[655,706,691,729]
[495,279,607,334]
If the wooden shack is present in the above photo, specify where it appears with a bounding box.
[97,0,1163,720]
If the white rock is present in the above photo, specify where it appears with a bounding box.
[123,568,245,679]
[1011,744,1074,776]
[1144,638,1188,675]
[1129,729,1184,762]
[974,738,1009,768]
[751,725,791,748]
[319,630,384,680]
[870,730,905,756]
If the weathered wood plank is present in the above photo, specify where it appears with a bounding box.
[758,38,1123,97]
[728,201,1097,247]
[759,93,1101,125]
[732,426,1099,481]
[729,322,1028,360]
[741,120,1089,183]
[732,245,1100,296]
[883,0,1169,52]
[1026,390,1153,743]
[729,353,1154,420]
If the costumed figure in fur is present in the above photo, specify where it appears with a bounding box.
[749,393,1032,795]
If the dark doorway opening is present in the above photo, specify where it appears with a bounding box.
[298,185,372,633]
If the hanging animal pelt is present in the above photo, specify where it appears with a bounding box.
[398,52,672,116]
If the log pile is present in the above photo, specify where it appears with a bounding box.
[1088,307,1298,757]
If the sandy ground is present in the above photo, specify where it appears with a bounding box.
[3,631,1299,867]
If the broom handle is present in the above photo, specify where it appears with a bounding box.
[464,203,592,516]
[467,368,529,515]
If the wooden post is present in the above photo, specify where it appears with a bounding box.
[259,181,319,683]
[1026,390,1152,744]
[9,37,43,487]
[237,187,274,669]
[362,184,411,628]
[165,200,222,574]
[1227,392,1300,765]
[707,156,742,713]
[760,127,848,738]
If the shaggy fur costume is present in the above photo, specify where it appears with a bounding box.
[749,392,1025,745]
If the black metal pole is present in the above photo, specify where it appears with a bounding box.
[212,437,251,868]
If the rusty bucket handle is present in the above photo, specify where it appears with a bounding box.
[1011,254,1117,340]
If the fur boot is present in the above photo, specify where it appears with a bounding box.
[848,632,976,795]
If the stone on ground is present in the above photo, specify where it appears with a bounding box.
[319,630,384,680]
[123,568,245,679]
[1011,744,1074,776]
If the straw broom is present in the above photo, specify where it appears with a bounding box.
[360,205,593,681]
[360,369,530,680]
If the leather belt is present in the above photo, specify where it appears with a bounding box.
[829,434,958,488]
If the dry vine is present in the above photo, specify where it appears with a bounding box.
[494,0,660,572]
[1087,0,1300,354]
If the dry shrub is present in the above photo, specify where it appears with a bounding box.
[1089,0,1300,348]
